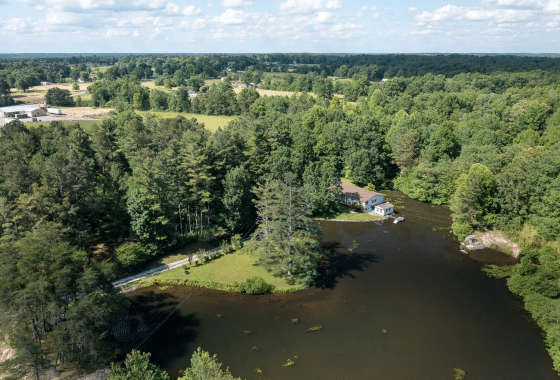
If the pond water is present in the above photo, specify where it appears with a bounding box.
[121,193,559,380]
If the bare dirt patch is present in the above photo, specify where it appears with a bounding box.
[58,107,113,118]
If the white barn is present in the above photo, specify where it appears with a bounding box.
[339,182,394,216]
[0,105,47,118]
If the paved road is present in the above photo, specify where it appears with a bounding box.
[0,116,101,127]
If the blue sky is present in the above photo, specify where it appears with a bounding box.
[0,0,558,53]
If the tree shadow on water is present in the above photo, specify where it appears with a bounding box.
[314,242,380,290]
[116,291,200,368]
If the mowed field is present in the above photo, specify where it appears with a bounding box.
[134,111,236,132]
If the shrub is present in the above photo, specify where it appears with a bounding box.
[220,240,232,254]
[453,368,466,380]
[238,276,274,294]
[114,242,152,268]
[231,234,243,251]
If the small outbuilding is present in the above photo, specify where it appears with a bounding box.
[0,105,47,118]
[374,202,394,216]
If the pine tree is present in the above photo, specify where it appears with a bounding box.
[251,173,323,284]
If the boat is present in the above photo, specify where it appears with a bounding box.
[393,216,405,224]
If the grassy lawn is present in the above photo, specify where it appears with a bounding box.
[133,250,302,293]
[135,111,236,132]
[320,203,384,221]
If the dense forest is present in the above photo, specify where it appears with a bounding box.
[1,53,560,378]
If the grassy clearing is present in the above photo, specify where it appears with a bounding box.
[140,80,168,90]
[135,111,236,132]
[340,176,356,186]
[132,250,302,293]
[94,65,113,73]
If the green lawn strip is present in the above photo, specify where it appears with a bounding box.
[135,111,236,132]
[133,250,302,293]
[328,210,384,221]
[315,203,384,221]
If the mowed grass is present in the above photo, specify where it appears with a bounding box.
[135,111,236,132]
[134,250,302,293]
[321,203,384,221]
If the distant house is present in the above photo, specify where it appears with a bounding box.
[380,79,389,83]
[339,182,394,216]
[0,105,47,119]
[187,90,198,98]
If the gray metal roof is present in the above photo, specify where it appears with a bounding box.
[0,105,41,112]
[375,202,394,209]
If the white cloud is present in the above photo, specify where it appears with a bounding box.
[408,7,417,13]
[20,0,167,12]
[545,0,560,12]
[279,0,342,14]
[482,0,544,7]
[314,11,333,23]
[132,30,140,37]
[415,5,534,23]
[4,18,28,31]
[219,8,245,24]
[547,20,559,26]
[105,28,129,37]
[221,0,251,8]
[166,2,179,14]
[180,18,207,30]
[409,29,434,35]
[183,5,201,16]
[330,22,361,32]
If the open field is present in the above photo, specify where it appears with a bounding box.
[53,106,113,118]
[10,82,91,103]
[140,80,168,90]
[133,250,302,293]
[135,111,236,132]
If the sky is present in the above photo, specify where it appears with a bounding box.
[0,0,559,53]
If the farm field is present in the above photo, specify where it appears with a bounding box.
[134,111,236,132]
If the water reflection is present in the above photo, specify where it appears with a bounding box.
[122,194,559,380]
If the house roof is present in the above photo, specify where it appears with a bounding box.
[340,182,382,203]
[0,105,42,113]
[375,202,394,209]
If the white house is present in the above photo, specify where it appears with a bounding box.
[339,182,394,216]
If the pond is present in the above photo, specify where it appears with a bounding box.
[120,193,559,380]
